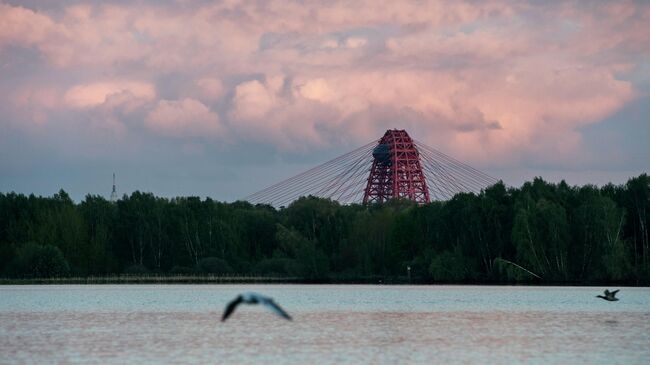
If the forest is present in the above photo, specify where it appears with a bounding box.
[0,174,648,284]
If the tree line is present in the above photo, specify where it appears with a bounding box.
[0,174,648,283]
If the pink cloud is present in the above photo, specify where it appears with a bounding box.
[0,4,55,47]
[193,78,225,102]
[231,79,279,121]
[0,0,648,168]
[145,98,221,138]
[64,81,156,108]
[7,86,59,127]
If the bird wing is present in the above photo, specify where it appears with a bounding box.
[262,298,292,320]
[604,289,610,296]
[222,296,243,322]
[610,289,620,296]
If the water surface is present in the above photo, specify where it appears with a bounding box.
[1,285,649,364]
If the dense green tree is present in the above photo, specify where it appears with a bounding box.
[275,224,329,278]
[196,257,233,275]
[621,174,650,279]
[0,174,648,283]
[6,243,70,278]
[512,194,570,281]
[78,195,118,274]
[429,245,468,281]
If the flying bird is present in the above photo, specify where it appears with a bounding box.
[596,289,620,301]
[221,292,292,321]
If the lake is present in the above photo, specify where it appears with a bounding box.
[1,285,649,364]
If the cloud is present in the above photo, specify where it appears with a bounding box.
[194,78,224,102]
[145,98,221,138]
[231,78,283,121]
[64,81,156,108]
[0,3,55,47]
[344,37,367,49]
[297,78,337,103]
[0,0,648,169]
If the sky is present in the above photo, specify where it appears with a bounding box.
[0,0,649,202]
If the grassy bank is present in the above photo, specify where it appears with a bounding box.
[1,275,644,285]
[0,275,300,285]
[0,275,405,285]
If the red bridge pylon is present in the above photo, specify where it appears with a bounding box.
[245,129,497,207]
[363,129,429,204]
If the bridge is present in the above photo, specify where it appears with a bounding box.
[245,129,497,207]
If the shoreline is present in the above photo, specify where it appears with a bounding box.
[0,275,646,286]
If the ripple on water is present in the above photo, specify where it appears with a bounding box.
[1,285,650,364]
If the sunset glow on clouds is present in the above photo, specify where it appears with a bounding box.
[0,0,648,199]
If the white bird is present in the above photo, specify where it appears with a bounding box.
[596,289,620,301]
[221,292,292,321]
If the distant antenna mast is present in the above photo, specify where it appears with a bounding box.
[110,173,117,202]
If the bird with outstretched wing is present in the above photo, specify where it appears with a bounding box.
[597,289,620,301]
[222,292,292,321]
